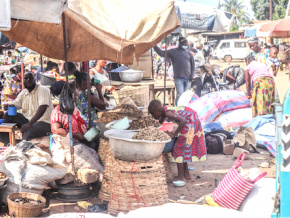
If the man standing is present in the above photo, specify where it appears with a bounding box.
[154,37,195,105]
[4,51,12,65]
[4,71,53,141]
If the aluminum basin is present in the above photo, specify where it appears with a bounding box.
[119,70,144,82]
[104,129,170,162]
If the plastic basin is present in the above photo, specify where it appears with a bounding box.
[159,122,174,132]
[0,119,4,125]
[104,129,171,162]
[8,107,17,116]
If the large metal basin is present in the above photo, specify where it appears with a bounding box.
[104,129,170,162]
[119,70,144,82]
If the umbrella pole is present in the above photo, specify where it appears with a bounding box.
[164,38,167,106]
[87,61,91,129]
[62,13,75,178]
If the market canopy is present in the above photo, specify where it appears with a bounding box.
[1,0,180,65]
[174,1,236,32]
[259,18,290,38]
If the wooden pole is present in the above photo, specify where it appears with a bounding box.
[163,38,167,106]
[40,55,43,72]
[21,62,24,90]
[62,13,75,176]
[87,61,92,129]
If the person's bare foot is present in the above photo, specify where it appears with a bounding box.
[174,176,186,182]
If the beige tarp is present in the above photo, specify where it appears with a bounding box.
[2,0,180,64]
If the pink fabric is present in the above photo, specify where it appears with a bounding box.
[245,61,272,83]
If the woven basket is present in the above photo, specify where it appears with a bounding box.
[98,138,110,165]
[8,192,46,218]
[108,155,168,216]
[99,150,115,202]
[163,153,174,182]
[113,86,149,107]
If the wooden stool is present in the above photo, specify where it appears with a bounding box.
[0,123,17,145]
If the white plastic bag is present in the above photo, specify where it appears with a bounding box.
[26,148,54,166]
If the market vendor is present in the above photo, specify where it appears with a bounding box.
[89,60,115,92]
[148,100,207,183]
[247,36,267,64]
[50,81,99,151]
[1,66,22,110]
[3,71,53,140]
[75,71,107,127]
[244,55,275,117]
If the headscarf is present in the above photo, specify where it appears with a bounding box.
[247,36,259,44]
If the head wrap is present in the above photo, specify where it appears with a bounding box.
[247,36,259,44]
[179,37,187,44]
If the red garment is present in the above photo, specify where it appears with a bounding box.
[51,106,87,135]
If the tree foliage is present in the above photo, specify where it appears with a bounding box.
[250,0,287,20]
[221,0,251,24]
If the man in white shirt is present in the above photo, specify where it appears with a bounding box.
[4,51,12,65]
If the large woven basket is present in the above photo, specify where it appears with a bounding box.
[108,155,168,216]
[163,153,174,182]
[113,86,149,107]
[8,192,46,217]
[99,150,115,202]
[98,138,110,165]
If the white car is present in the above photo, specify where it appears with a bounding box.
[213,39,249,62]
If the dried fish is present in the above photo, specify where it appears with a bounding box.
[129,116,160,130]
[132,127,170,141]
[97,113,124,123]
[13,197,43,205]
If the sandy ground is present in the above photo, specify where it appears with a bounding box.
[0,59,286,216]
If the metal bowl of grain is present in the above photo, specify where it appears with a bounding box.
[0,172,8,186]
[104,129,171,161]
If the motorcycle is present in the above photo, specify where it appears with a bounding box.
[193,62,229,96]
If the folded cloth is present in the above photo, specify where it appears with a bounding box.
[203,122,223,135]
[244,114,275,131]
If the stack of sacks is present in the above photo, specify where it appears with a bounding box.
[0,141,67,204]
[51,135,104,184]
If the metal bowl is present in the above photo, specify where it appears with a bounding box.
[119,70,144,82]
[104,129,170,161]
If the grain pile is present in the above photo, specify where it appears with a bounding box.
[132,127,170,141]
[129,116,160,130]
[97,113,124,123]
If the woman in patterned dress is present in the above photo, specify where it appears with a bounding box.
[1,66,22,110]
[74,71,107,127]
[149,100,207,182]
[244,55,275,117]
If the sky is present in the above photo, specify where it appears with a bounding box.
[176,0,255,19]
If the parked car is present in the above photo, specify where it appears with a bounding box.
[213,39,249,62]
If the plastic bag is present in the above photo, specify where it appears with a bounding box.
[59,83,74,115]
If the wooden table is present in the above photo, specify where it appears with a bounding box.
[0,123,17,145]
[154,85,176,107]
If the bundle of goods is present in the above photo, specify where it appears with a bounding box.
[97,112,125,123]
[113,86,149,107]
[132,127,170,141]
[129,116,160,130]
[0,142,67,204]
[179,90,250,125]
[212,153,266,210]
[111,104,143,118]
[108,155,168,215]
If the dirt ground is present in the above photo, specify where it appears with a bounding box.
[0,59,286,216]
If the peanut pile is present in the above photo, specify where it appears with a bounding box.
[97,113,124,123]
[132,126,170,141]
[112,104,143,118]
[129,116,160,130]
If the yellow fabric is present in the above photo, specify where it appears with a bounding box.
[3,0,180,65]
[13,84,53,124]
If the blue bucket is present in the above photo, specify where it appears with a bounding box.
[8,106,17,116]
